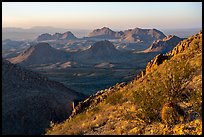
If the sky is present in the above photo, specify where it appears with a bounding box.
[2,2,202,30]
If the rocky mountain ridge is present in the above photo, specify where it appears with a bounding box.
[46,31,202,135]
[37,31,78,41]
[144,35,183,53]
[145,31,202,74]
[87,27,166,44]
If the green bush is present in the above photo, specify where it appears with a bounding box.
[105,91,126,105]
[91,105,100,113]
[132,59,195,123]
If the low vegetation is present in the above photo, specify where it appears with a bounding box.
[46,31,202,135]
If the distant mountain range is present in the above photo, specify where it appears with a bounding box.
[87,27,122,39]
[46,31,202,135]
[85,27,166,45]
[2,26,90,40]
[37,27,166,43]
[2,59,85,134]
[8,40,157,69]
[3,26,201,41]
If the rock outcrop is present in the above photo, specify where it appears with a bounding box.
[88,27,118,39]
[69,82,127,120]
[86,27,166,45]
[145,54,169,74]
[46,31,202,135]
[144,35,183,53]
[122,28,166,44]
[144,31,202,75]
[167,31,202,56]
[37,31,77,41]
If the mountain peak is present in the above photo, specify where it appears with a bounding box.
[37,31,77,41]
[61,31,77,39]
[88,27,116,39]
[46,31,202,135]
[144,35,182,53]
[101,26,110,29]
[163,35,180,41]
[63,31,72,34]
[8,42,69,66]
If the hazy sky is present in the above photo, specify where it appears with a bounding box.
[2,2,202,30]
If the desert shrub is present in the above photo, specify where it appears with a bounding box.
[132,58,195,123]
[189,39,201,51]
[90,105,100,114]
[190,88,202,116]
[105,91,126,105]
[133,88,163,123]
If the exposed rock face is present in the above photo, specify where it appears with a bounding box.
[145,31,202,75]
[2,59,85,135]
[37,31,77,41]
[145,54,169,74]
[69,82,127,120]
[144,35,183,53]
[122,28,166,44]
[8,42,70,66]
[88,27,118,39]
[87,27,165,45]
[61,31,78,40]
[46,31,202,135]
[167,31,202,56]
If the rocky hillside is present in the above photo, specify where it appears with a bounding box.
[86,27,166,45]
[37,31,78,41]
[46,31,202,135]
[122,28,166,44]
[144,35,183,53]
[2,59,85,135]
[8,42,70,66]
[88,27,118,39]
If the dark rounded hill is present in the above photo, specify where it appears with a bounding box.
[72,40,124,63]
[89,40,118,53]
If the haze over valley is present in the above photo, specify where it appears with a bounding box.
[2,2,202,135]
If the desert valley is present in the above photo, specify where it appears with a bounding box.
[2,2,202,135]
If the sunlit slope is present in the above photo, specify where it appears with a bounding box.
[46,31,202,135]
